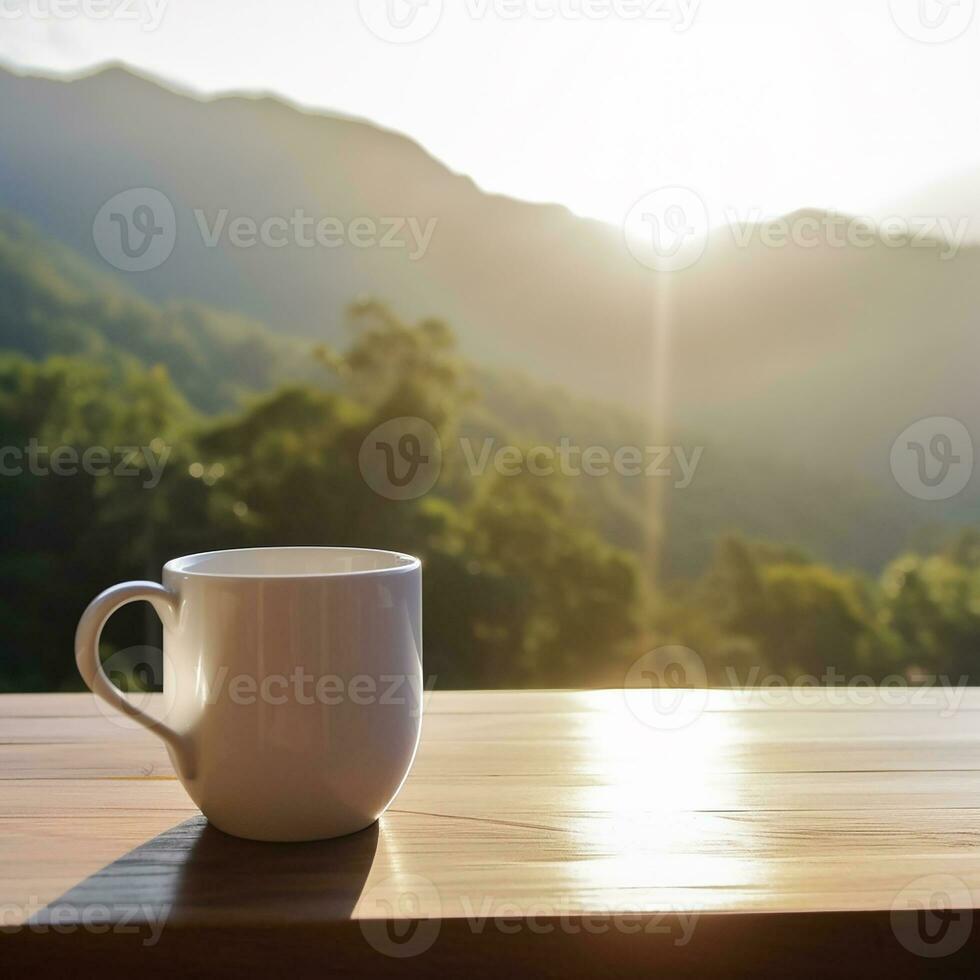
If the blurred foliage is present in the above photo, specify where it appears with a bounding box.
[4,304,980,691]
[0,305,646,690]
[653,531,980,685]
[4,214,980,690]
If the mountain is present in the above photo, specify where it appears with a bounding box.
[2,62,979,573]
[3,66,979,459]
[671,211,980,501]
[0,211,316,413]
[0,206,932,577]
[0,63,653,405]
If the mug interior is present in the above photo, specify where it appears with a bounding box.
[165,547,419,578]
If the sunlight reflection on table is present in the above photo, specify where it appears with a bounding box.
[342,690,980,918]
[568,690,758,894]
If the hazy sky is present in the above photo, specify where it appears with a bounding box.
[2,0,978,225]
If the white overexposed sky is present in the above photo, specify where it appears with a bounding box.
[1,0,979,226]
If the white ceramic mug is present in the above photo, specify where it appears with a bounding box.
[75,547,423,842]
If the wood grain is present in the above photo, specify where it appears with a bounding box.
[3,690,980,976]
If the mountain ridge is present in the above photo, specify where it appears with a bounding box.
[3,62,980,550]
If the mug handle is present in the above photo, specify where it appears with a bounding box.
[75,581,195,778]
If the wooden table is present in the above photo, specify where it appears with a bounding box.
[3,689,980,976]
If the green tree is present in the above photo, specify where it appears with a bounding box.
[0,354,197,689]
[879,530,980,680]
[657,535,880,682]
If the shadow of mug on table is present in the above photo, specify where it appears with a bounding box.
[31,815,381,942]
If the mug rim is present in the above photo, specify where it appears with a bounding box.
[163,546,421,580]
